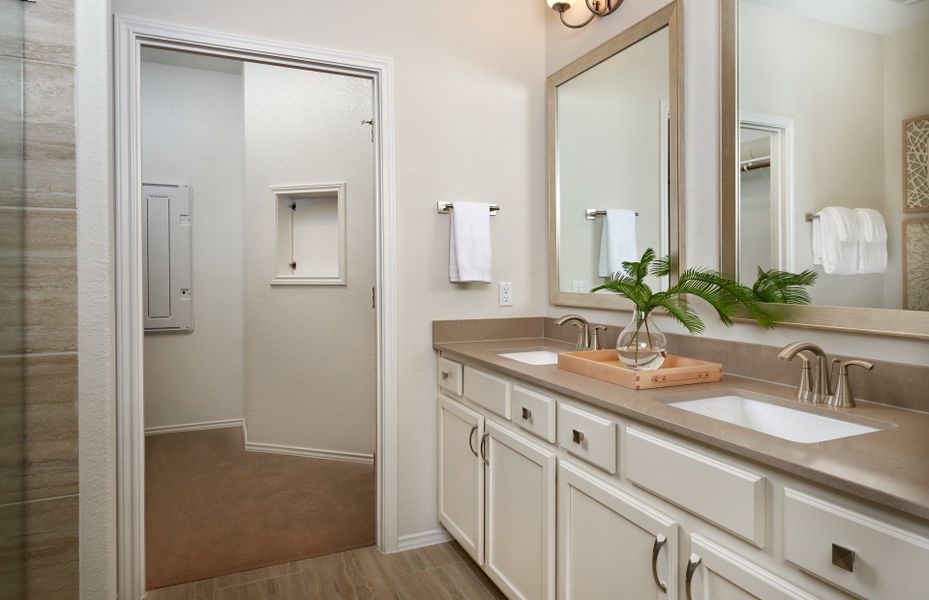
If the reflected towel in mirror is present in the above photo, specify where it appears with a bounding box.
[816,207,859,275]
[598,209,638,277]
[853,208,887,274]
[448,201,492,283]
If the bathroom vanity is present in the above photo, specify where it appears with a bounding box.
[434,336,929,600]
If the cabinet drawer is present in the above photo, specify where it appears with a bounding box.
[784,488,929,599]
[625,428,766,547]
[512,385,556,443]
[464,366,512,419]
[437,357,463,396]
[557,403,617,474]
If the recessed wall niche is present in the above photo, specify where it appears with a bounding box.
[272,183,347,285]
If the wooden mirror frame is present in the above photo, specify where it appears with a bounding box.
[548,2,683,311]
[719,0,929,339]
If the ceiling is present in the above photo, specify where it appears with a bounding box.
[744,0,929,35]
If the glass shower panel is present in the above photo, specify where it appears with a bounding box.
[0,0,27,597]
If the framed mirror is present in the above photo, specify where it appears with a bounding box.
[721,0,929,338]
[549,3,683,310]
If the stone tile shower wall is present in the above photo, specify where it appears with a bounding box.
[0,0,79,598]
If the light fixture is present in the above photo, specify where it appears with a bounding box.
[547,0,623,29]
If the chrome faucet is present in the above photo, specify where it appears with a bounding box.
[777,342,874,408]
[556,314,590,351]
[777,342,831,404]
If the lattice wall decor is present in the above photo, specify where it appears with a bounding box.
[904,114,929,212]
[904,218,929,311]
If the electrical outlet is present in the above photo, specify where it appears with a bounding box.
[498,281,513,307]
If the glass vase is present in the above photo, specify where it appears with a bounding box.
[616,310,668,371]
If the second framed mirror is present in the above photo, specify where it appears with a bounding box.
[548,2,683,310]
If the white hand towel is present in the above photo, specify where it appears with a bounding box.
[597,209,638,277]
[853,208,887,274]
[449,202,492,283]
[811,218,823,265]
[817,206,859,275]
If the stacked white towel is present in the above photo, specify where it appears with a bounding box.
[853,208,887,274]
[448,202,492,283]
[597,209,638,277]
[816,207,859,275]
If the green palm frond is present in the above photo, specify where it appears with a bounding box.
[592,249,779,334]
[751,268,818,305]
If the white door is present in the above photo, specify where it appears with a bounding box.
[438,395,485,564]
[688,534,818,600]
[558,461,678,600]
[484,421,556,600]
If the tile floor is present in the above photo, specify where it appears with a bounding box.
[146,541,506,600]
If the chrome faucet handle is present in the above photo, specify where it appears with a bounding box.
[828,359,874,408]
[590,326,607,351]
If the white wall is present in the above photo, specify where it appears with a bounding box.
[545,0,929,367]
[557,28,669,292]
[883,18,929,309]
[242,63,376,456]
[140,57,246,429]
[108,0,549,540]
[741,2,886,308]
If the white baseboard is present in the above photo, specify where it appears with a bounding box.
[244,441,374,465]
[144,418,245,436]
[396,527,453,551]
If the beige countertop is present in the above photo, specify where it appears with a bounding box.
[434,337,929,524]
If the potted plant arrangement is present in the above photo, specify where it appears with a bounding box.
[592,249,817,371]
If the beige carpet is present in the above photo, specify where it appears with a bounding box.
[145,427,375,589]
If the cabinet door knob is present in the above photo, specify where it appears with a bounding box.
[468,425,478,457]
[832,543,855,572]
[651,534,668,593]
[685,554,702,600]
[521,407,532,420]
[441,371,450,380]
[572,429,585,444]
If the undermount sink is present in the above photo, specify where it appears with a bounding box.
[498,350,560,366]
[670,394,883,443]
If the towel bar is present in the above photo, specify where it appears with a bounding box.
[586,209,640,220]
[437,201,500,215]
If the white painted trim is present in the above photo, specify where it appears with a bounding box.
[244,441,374,465]
[114,16,399,600]
[144,418,244,436]
[397,528,454,551]
[739,111,797,274]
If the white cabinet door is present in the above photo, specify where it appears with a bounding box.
[438,395,485,564]
[687,534,819,600]
[558,461,678,600]
[484,420,556,600]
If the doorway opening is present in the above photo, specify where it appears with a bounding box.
[115,18,398,600]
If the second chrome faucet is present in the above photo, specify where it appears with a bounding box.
[777,342,873,408]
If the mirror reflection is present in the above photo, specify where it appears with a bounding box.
[737,0,929,311]
[556,27,671,295]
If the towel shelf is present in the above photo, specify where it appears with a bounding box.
[586,209,640,220]
[437,202,500,216]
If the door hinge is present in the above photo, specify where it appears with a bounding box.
[362,118,375,142]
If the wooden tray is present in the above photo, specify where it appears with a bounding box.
[557,350,722,390]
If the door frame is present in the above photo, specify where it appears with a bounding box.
[114,16,398,599]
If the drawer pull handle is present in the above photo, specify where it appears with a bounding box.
[441,371,450,380]
[651,534,668,593]
[468,425,478,457]
[832,543,856,573]
[521,407,532,420]
[479,432,489,465]
[572,429,585,444]
[685,554,701,600]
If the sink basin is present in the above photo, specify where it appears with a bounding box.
[498,350,560,366]
[670,394,882,443]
